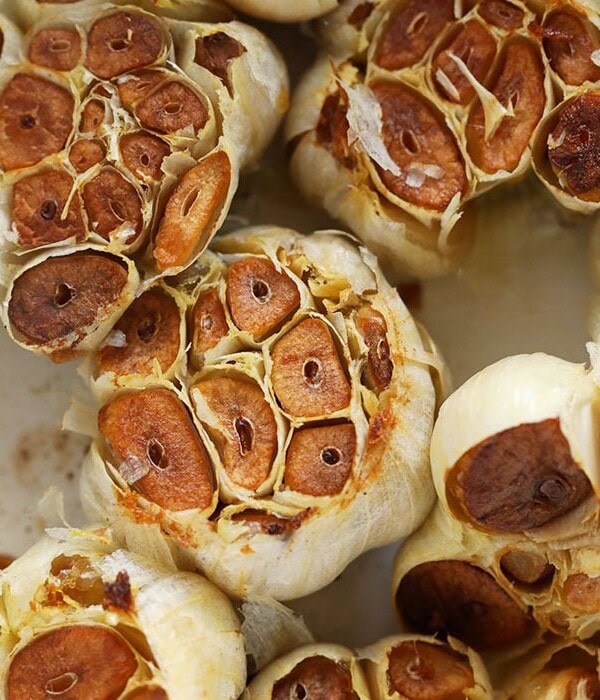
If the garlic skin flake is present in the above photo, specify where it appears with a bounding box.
[0,529,246,700]
[78,225,438,601]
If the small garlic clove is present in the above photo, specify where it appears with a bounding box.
[374,0,454,71]
[6,625,138,700]
[396,559,534,651]
[542,10,600,87]
[563,572,600,614]
[191,287,229,356]
[153,150,231,272]
[547,93,600,203]
[69,139,106,174]
[446,419,593,533]
[98,388,214,511]
[27,26,82,72]
[477,0,524,30]
[466,38,546,175]
[226,257,300,340]
[96,286,181,378]
[8,252,129,349]
[499,550,555,588]
[82,167,143,244]
[84,11,164,80]
[80,98,107,135]
[11,170,85,247]
[354,307,393,392]
[0,74,74,172]
[134,80,209,135]
[270,317,351,418]
[120,132,171,182]
[433,19,497,105]
[271,656,359,700]
[192,376,278,491]
[371,80,467,212]
[387,640,475,700]
[284,423,356,497]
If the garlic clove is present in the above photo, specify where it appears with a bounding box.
[477,0,524,30]
[563,572,600,614]
[542,10,600,87]
[284,423,356,497]
[27,26,82,72]
[466,38,546,175]
[374,0,454,71]
[370,80,467,213]
[98,388,214,511]
[96,286,182,379]
[134,80,209,135]
[190,287,229,356]
[271,656,359,700]
[194,32,246,91]
[270,317,351,418]
[354,307,393,392]
[396,559,534,651]
[69,139,106,173]
[120,132,171,182]
[11,170,85,247]
[499,550,555,588]
[84,10,164,80]
[0,73,74,172]
[117,69,168,111]
[191,376,278,491]
[226,257,300,340]
[153,150,232,272]
[80,98,107,135]
[5,625,138,699]
[512,667,600,700]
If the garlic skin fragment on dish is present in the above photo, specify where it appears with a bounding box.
[79,226,438,601]
[429,352,600,542]
[0,529,246,700]
[0,3,288,362]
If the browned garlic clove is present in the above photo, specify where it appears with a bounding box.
[6,625,138,700]
[563,573,600,614]
[396,559,534,651]
[354,307,393,392]
[270,317,351,418]
[499,549,555,588]
[120,132,171,181]
[192,376,278,491]
[98,388,214,511]
[134,80,209,135]
[69,139,106,173]
[194,32,246,90]
[477,0,524,30]
[542,10,600,87]
[27,26,82,71]
[96,286,182,378]
[271,656,359,700]
[80,98,107,135]
[226,257,300,340]
[284,423,356,497]
[117,68,168,110]
[190,287,229,358]
[0,74,74,172]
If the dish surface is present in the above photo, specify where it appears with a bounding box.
[0,8,594,647]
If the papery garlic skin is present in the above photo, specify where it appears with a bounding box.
[243,643,371,699]
[78,226,437,601]
[223,0,338,22]
[0,529,246,700]
[430,352,600,543]
[0,14,21,69]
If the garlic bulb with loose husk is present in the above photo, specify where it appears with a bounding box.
[72,225,439,601]
[0,2,288,362]
[286,0,600,280]
[0,527,246,700]
[243,635,493,699]
[393,347,600,672]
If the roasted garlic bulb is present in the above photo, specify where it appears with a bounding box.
[72,226,438,600]
[0,528,246,699]
[393,350,600,661]
[244,636,492,699]
[0,3,288,361]
[287,0,600,280]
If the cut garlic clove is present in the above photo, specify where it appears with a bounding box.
[27,25,83,72]
[270,317,352,419]
[98,387,215,511]
[477,0,525,30]
[134,79,210,135]
[191,376,278,492]
[0,73,74,172]
[226,256,301,340]
[6,248,139,362]
[354,307,393,392]
[190,286,230,360]
[120,132,171,182]
[69,138,106,173]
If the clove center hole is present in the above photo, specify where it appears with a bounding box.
[321,447,341,466]
[109,199,126,222]
[536,476,567,504]
[235,417,254,455]
[461,600,487,619]
[147,439,168,470]
[164,101,182,115]
[54,282,76,308]
[251,278,270,304]
[376,338,390,361]
[292,684,307,700]
[407,12,428,37]
[40,200,58,221]
[140,153,150,167]
[108,38,130,52]
[182,188,199,217]
[45,672,79,695]
[401,129,420,155]
[303,359,322,387]
[20,114,36,129]
[50,39,71,53]
[200,313,213,331]
[137,311,160,343]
